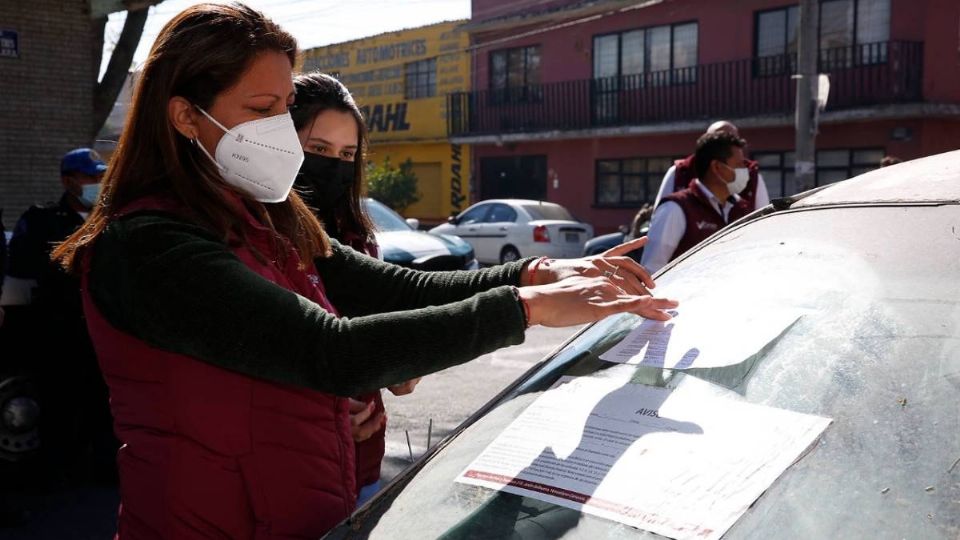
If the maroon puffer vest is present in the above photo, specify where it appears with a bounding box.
[82,195,356,539]
[661,184,753,262]
[672,154,761,209]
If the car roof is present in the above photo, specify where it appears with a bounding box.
[477,199,563,207]
[792,149,960,208]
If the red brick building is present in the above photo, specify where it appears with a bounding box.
[449,0,960,233]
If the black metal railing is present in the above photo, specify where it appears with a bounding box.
[448,41,924,137]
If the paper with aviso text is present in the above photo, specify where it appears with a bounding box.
[456,376,831,540]
[599,297,807,369]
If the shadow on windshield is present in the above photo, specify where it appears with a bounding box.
[438,322,703,540]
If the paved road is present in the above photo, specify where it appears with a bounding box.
[379,324,585,483]
[1,324,584,538]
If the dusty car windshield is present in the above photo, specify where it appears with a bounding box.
[339,203,960,540]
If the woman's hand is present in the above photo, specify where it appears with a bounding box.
[348,398,385,442]
[519,275,678,328]
[522,237,655,296]
[387,377,421,396]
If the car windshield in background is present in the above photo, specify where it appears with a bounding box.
[338,202,960,539]
[522,203,575,222]
[365,199,410,232]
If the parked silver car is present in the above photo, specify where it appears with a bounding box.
[430,200,593,264]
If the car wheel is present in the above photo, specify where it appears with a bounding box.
[500,246,520,264]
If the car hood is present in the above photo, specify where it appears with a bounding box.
[376,230,473,264]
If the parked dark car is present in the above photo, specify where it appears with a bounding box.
[325,151,960,539]
[364,198,478,271]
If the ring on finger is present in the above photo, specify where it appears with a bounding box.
[603,270,614,278]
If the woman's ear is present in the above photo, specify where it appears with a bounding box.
[168,96,200,140]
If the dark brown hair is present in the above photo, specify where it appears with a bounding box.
[693,131,747,181]
[54,2,329,272]
[291,72,373,242]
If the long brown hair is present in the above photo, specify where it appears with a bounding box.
[53,2,329,273]
[291,72,373,242]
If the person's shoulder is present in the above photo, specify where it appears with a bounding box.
[17,201,60,222]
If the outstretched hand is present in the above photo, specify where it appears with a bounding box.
[523,237,655,296]
[519,274,678,328]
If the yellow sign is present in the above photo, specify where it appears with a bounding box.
[301,21,471,223]
[301,20,470,143]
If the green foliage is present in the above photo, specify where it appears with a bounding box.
[365,157,420,213]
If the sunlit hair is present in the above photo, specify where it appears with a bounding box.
[291,72,374,243]
[53,2,330,273]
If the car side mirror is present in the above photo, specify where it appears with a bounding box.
[447,215,460,225]
[405,218,420,230]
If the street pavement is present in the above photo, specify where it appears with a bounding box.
[1,324,585,539]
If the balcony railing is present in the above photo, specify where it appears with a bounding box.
[448,41,924,137]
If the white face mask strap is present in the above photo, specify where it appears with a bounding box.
[194,104,231,135]
[192,137,224,172]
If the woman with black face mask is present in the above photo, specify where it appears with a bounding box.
[291,72,419,506]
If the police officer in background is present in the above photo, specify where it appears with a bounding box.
[7,148,117,484]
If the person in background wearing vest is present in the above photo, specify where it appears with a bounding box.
[51,4,677,538]
[642,132,754,274]
[652,120,769,211]
[290,72,421,507]
[7,148,119,485]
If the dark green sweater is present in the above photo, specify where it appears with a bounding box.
[89,213,530,397]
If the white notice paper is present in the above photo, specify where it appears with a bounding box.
[456,377,831,540]
[599,297,807,369]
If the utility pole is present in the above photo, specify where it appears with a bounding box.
[792,0,819,196]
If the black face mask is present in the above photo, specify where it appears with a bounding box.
[294,153,356,213]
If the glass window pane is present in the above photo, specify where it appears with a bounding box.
[647,157,674,174]
[857,0,890,45]
[754,153,783,167]
[852,148,884,165]
[782,171,796,195]
[594,35,619,78]
[818,169,850,185]
[850,167,875,177]
[623,176,643,202]
[784,151,796,168]
[672,23,698,69]
[757,10,787,57]
[525,46,541,86]
[820,0,854,48]
[507,48,525,88]
[648,26,671,73]
[597,160,620,174]
[597,175,621,204]
[622,159,644,174]
[817,150,850,167]
[491,51,507,90]
[786,6,800,54]
[764,171,783,199]
[621,30,645,75]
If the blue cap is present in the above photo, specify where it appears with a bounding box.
[60,148,107,176]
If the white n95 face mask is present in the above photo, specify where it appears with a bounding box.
[722,163,750,196]
[194,106,305,203]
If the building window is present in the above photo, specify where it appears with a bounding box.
[820,0,890,69]
[404,58,437,99]
[592,22,698,86]
[754,6,799,76]
[753,0,890,74]
[753,151,795,199]
[754,148,883,196]
[595,157,675,206]
[490,45,542,103]
[815,147,884,187]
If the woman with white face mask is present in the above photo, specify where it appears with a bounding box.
[53,4,676,538]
